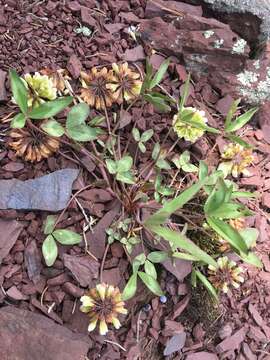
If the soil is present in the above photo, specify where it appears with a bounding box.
[0,1,270,359]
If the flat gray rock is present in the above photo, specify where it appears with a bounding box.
[203,0,270,39]
[0,306,90,360]
[0,169,79,211]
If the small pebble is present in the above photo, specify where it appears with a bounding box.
[159,295,167,304]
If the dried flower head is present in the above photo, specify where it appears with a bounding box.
[107,62,142,104]
[173,107,208,142]
[40,68,70,94]
[221,143,254,177]
[80,283,127,335]
[23,72,57,108]
[208,256,244,293]
[80,67,115,110]
[9,127,60,162]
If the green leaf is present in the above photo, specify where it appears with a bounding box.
[239,228,259,249]
[147,251,168,263]
[42,235,58,267]
[231,191,256,199]
[117,156,133,172]
[143,94,171,113]
[204,178,227,214]
[132,128,141,142]
[141,129,154,142]
[179,150,190,165]
[225,107,258,133]
[182,163,198,173]
[29,97,73,119]
[217,161,233,178]
[180,113,219,134]
[156,159,171,170]
[145,177,208,227]
[106,159,117,174]
[191,269,197,287]
[199,161,208,180]
[195,270,218,300]
[138,142,146,153]
[240,252,263,268]
[41,119,65,137]
[67,124,99,141]
[144,260,157,279]
[150,92,176,104]
[209,203,249,219]
[152,143,160,160]
[207,217,248,254]
[44,215,57,235]
[224,98,241,129]
[9,69,28,115]
[89,115,105,126]
[172,252,199,261]
[66,102,99,141]
[52,229,82,245]
[149,58,170,89]
[67,102,89,125]
[179,73,191,112]
[150,226,217,267]
[158,186,174,196]
[141,58,153,93]
[138,271,163,296]
[225,134,252,148]
[133,253,146,273]
[122,273,138,300]
[116,171,136,184]
[11,113,26,128]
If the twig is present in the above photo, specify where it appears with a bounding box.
[40,286,48,307]
[104,339,126,352]
[136,310,142,343]
[100,243,110,282]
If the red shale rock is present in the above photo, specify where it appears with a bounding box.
[0,219,23,263]
[186,352,218,360]
[63,254,99,287]
[0,306,90,360]
[145,0,203,18]
[216,326,248,353]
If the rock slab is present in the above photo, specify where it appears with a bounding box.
[0,306,90,360]
[0,169,79,211]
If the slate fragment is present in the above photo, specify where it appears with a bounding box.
[0,169,79,211]
[0,219,23,263]
[63,254,99,287]
[163,332,186,356]
[0,306,90,360]
[86,202,121,258]
[24,241,42,284]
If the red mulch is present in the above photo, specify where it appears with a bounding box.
[0,1,270,359]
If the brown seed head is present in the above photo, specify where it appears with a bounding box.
[80,67,115,110]
[9,127,60,163]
